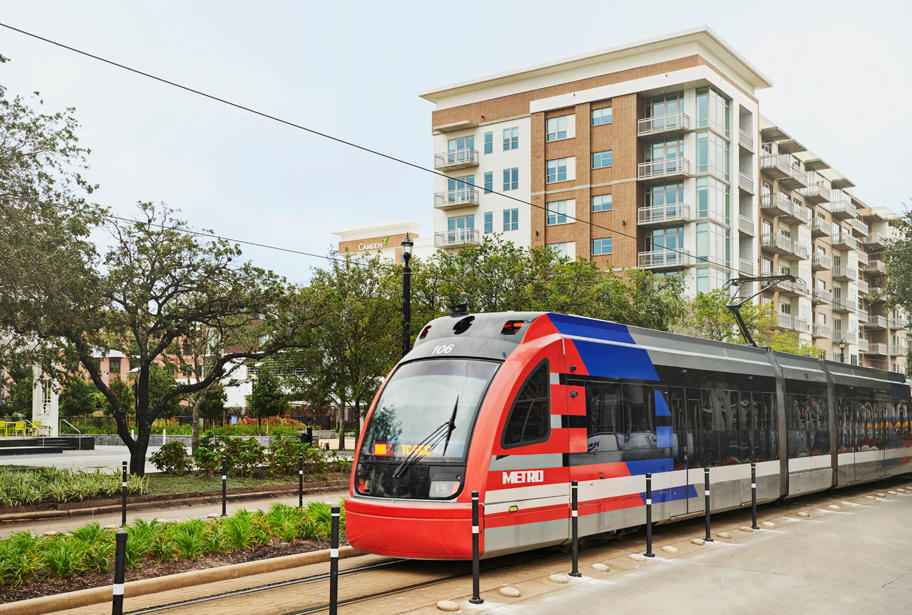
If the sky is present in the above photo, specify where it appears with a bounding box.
[1,0,910,284]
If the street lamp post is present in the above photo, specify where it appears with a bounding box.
[840,338,846,363]
[401,233,413,357]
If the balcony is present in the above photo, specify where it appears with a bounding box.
[761,231,792,255]
[637,203,692,226]
[792,242,809,260]
[889,315,909,329]
[832,266,857,282]
[856,251,869,266]
[834,331,858,345]
[864,232,888,250]
[811,288,832,304]
[832,231,860,251]
[801,183,831,204]
[433,148,479,171]
[779,164,808,189]
[434,229,481,248]
[760,154,791,179]
[890,343,906,356]
[867,314,887,329]
[739,214,755,236]
[813,323,832,339]
[864,259,887,275]
[857,309,869,323]
[858,338,869,353]
[866,342,887,356]
[760,192,792,216]
[812,253,832,271]
[784,204,811,226]
[777,277,808,297]
[638,158,691,180]
[848,217,868,237]
[833,298,857,313]
[776,314,810,333]
[857,279,870,295]
[830,199,856,219]
[811,217,832,237]
[739,171,754,194]
[739,258,754,275]
[638,249,692,269]
[637,113,690,137]
[739,129,754,152]
[434,189,479,210]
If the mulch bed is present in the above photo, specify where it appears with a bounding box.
[1,537,344,604]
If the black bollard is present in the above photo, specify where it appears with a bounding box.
[329,505,340,615]
[644,473,654,557]
[469,491,484,604]
[298,453,304,508]
[570,480,582,575]
[307,424,313,445]
[221,456,227,517]
[112,530,127,615]
[121,461,127,527]
[704,467,714,542]
[751,462,759,530]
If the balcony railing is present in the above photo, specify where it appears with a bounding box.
[890,343,907,356]
[761,192,792,216]
[864,259,887,274]
[813,324,831,339]
[857,309,869,323]
[638,158,691,179]
[857,279,870,295]
[889,315,909,329]
[739,258,753,275]
[638,249,692,268]
[812,253,832,270]
[760,154,791,178]
[776,314,810,333]
[858,338,869,352]
[433,148,479,170]
[834,331,858,345]
[739,129,754,151]
[739,214,755,236]
[800,183,831,203]
[811,288,832,304]
[848,217,868,237]
[434,189,479,210]
[637,112,690,136]
[830,199,856,219]
[637,203,692,225]
[761,232,791,253]
[739,171,754,194]
[792,242,809,260]
[833,298,857,312]
[791,205,811,225]
[864,232,888,248]
[777,277,809,296]
[866,342,887,355]
[856,251,869,266]
[867,315,887,329]
[434,229,481,248]
[833,266,857,281]
[811,217,832,237]
[832,232,861,251]
[787,164,808,187]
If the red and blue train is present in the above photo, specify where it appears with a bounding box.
[345,311,912,559]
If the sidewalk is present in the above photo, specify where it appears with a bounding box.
[0,489,350,537]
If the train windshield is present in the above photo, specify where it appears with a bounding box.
[360,359,499,460]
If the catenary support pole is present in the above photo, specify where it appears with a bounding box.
[704,467,714,542]
[111,530,127,615]
[469,491,484,604]
[751,462,759,530]
[570,480,582,575]
[329,505,340,615]
[221,456,227,517]
[121,461,127,527]
[644,473,654,557]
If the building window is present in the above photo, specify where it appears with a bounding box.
[546,157,571,183]
[696,267,709,294]
[548,242,572,259]
[592,194,612,212]
[484,211,493,234]
[592,237,612,255]
[591,106,612,126]
[546,116,569,142]
[546,200,570,225]
[447,176,474,203]
[483,172,493,194]
[503,167,519,191]
[503,127,518,151]
[645,226,683,252]
[695,131,730,179]
[110,358,121,374]
[447,135,474,158]
[647,183,683,207]
[695,86,731,136]
[592,150,613,169]
[483,132,493,154]
[503,208,519,231]
[447,215,475,243]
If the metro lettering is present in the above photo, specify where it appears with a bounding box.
[501,470,544,485]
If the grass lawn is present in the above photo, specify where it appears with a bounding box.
[145,471,348,497]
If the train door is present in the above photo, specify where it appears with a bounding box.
[684,390,705,515]
[664,387,688,518]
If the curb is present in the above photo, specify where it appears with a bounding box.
[0,545,365,615]
[0,482,349,524]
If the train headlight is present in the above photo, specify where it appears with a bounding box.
[429,480,461,498]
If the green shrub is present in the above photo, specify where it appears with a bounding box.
[150,441,193,475]
[0,467,148,507]
[223,509,254,550]
[172,519,206,559]
[193,434,223,477]
[125,519,156,567]
[43,538,84,578]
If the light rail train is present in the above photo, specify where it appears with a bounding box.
[345,311,912,559]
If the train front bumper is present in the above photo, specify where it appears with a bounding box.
[345,496,480,560]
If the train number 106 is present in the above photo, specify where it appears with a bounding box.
[431,344,455,355]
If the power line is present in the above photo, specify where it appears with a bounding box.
[0,22,744,277]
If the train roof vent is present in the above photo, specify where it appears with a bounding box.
[453,315,475,335]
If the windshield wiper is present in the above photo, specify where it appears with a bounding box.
[392,397,458,479]
[442,396,459,456]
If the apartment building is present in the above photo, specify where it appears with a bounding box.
[419,28,908,373]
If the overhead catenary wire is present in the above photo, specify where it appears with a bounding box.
[2,22,906,282]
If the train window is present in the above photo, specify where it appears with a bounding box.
[753,392,778,461]
[502,362,550,448]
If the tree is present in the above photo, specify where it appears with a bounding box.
[285,253,401,450]
[144,364,181,419]
[59,378,99,418]
[673,288,819,356]
[0,365,32,417]
[198,384,227,422]
[248,366,287,433]
[884,211,912,315]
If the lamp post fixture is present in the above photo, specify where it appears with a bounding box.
[401,233,413,357]
[839,338,846,363]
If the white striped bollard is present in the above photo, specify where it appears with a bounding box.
[570,480,582,576]
[469,491,483,604]
[329,505,340,615]
[220,456,227,517]
[751,462,759,530]
[111,530,127,615]
[121,461,127,527]
[298,453,304,508]
[704,467,713,542]
[644,473,654,557]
